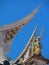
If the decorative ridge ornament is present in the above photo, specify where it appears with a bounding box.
[0,4,39,56]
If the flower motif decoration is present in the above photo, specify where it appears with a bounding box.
[5,27,20,40]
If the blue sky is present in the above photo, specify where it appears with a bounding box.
[0,0,49,62]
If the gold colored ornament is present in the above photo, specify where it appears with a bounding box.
[10,33,14,38]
